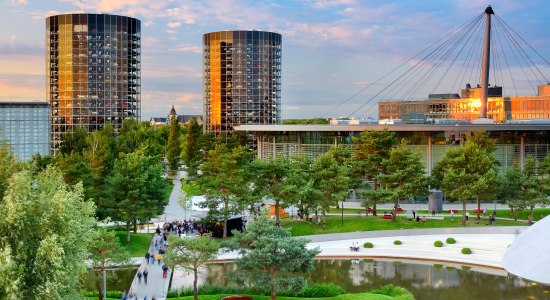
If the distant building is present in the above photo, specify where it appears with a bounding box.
[379,84,550,123]
[149,105,202,126]
[203,30,282,137]
[46,13,141,154]
[0,102,50,160]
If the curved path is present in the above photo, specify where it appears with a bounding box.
[216,227,526,270]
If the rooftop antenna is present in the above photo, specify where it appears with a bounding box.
[480,5,494,119]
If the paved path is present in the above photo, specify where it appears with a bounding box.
[215,227,526,270]
[129,235,172,300]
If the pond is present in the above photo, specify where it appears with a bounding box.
[86,259,550,300]
[83,268,137,293]
[170,259,550,300]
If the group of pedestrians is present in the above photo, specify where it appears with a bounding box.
[162,219,197,237]
[121,290,155,300]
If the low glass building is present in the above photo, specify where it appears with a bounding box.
[235,123,550,174]
[46,13,141,154]
[203,30,282,136]
[0,102,50,160]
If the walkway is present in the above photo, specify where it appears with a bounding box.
[216,227,526,270]
[128,234,172,300]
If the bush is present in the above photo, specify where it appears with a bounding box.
[461,248,472,255]
[370,284,415,300]
[461,265,471,271]
[221,297,252,300]
[295,283,346,297]
[364,242,374,248]
[434,240,444,247]
[434,264,443,269]
[446,237,456,244]
[394,240,402,245]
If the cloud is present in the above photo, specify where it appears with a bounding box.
[6,0,28,6]
[313,0,354,9]
[176,45,202,54]
[167,22,181,28]
[166,29,177,34]
[144,20,155,27]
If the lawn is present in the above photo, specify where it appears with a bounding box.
[83,294,397,300]
[115,231,154,257]
[181,180,202,197]
[281,215,524,236]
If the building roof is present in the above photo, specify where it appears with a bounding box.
[234,123,550,132]
[0,102,48,108]
[150,117,167,123]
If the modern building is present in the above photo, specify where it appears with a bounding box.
[203,30,282,137]
[46,13,141,154]
[0,102,50,160]
[235,123,550,175]
[379,84,550,123]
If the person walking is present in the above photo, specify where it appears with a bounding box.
[412,209,416,219]
[156,252,162,265]
[145,251,150,265]
[136,270,142,284]
[162,264,168,278]
[121,290,128,300]
[450,210,454,220]
[143,268,148,285]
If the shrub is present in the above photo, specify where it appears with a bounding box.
[434,240,444,247]
[434,264,443,269]
[371,284,415,300]
[295,283,345,297]
[363,242,374,248]
[446,266,456,271]
[462,265,471,271]
[446,237,456,244]
[222,297,252,300]
[394,240,402,245]
[461,248,472,255]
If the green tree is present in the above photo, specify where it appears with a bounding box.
[166,116,182,170]
[378,140,429,219]
[89,229,131,300]
[59,126,88,155]
[285,154,321,221]
[503,156,547,224]
[311,151,351,229]
[164,236,220,300]
[352,130,397,215]
[250,155,295,226]
[432,141,498,224]
[116,119,148,155]
[198,145,251,238]
[108,151,166,243]
[0,168,96,299]
[183,117,201,177]
[0,147,18,201]
[229,213,320,300]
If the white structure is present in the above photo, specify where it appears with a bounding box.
[502,216,550,284]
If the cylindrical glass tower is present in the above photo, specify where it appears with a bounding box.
[203,30,281,136]
[46,13,141,154]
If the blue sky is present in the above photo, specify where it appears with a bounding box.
[1,0,550,120]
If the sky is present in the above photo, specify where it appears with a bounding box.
[1,0,550,120]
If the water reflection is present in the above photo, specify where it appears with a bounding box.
[170,259,549,300]
[83,268,137,293]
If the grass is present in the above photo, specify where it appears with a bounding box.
[163,182,174,205]
[115,231,154,257]
[83,295,396,300]
[181,180,203,197]
[281,215,524,236]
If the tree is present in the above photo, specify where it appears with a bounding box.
[89,229,131,300]
[0,147,18,201]
[164,236,220,300]
[352,130,397,215]
[198,145,251,238]
[378,140,429,219]
[285,154,321,222]
[229,213,320,300]
[108,151,166,243]
[0,168,96,299]
[503,156,547,224]
[432,141,498,224]
[117,119,148,155]
[310,151,351,229]
[166,116,182,170]
[183,117,201,177]
[250,155,295,226]
[59,126,88,155]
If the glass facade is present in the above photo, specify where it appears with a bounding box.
[46,13,141,154]
[203,30,282,136]
[0,102,50,160]
[379,85,550,123]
